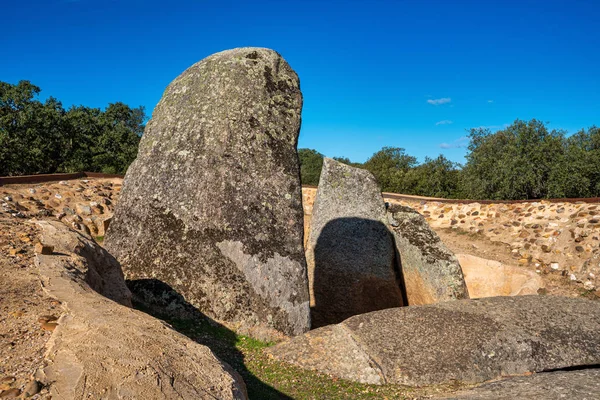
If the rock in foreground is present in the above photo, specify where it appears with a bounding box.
[267,296,600,386]
[37,220,132,307]
[438,369,600,400]
[305,158,403,327]
[105,47,309,340]
[35,221,247,399]
[389,204,469,305]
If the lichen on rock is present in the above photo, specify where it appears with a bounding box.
[105,47,310,340]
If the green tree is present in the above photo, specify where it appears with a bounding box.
[406,155,461,198]
[363,147,417,192]
[0,81,144,176]
[461,119,565,200]
[548,126,600,198]
[298,148,324,185]
[92,102,144,174]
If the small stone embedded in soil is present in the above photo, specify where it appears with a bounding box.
[22,380,41,397]
[34,243,54,255]
[0,388,21,398]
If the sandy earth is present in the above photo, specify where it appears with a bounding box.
[436,228,598,299]
[0,214,58,398]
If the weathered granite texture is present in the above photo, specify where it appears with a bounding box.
[305,158,403,327]
[267,296,600,386]
[35,221,247,399]
[438,369,600,400]
[37,220,131,307]
[104,48,310,340]
[389,204,469,304]
[388,197,600,292]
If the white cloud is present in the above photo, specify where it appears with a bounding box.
[435,120,453,126]
[427,97,451,105]
[439,136,469,149]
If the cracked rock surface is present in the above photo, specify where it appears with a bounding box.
[267,295,600,387]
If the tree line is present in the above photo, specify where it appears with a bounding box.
[0,80,143,175]
[2,80,598,200]
[300,119,600,200]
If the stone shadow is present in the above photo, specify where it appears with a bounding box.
[311,217,407,328]
[127,279,293,400]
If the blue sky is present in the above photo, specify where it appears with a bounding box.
[2,0,599,164]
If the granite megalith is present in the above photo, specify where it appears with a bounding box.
[104,47,310,340]
[389,204,469,305]
[305,158,404,327]
[267,295,600,386]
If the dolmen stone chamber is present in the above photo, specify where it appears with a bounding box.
[105,47,310,340]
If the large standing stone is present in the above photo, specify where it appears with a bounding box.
[267,296,600,386]
[305,158,403,327]
[389,204,469,304]
[104,48,310,340]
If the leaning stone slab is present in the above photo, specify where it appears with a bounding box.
[35,221,247,399]
[389,204,469,304]
[104,47,309,340]
[305,158,403,327]
[267,296,600,386]
[438,369,600,400]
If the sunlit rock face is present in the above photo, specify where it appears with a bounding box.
[305,158,404,328]
[105,47,310,341]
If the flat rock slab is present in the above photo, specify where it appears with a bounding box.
[35,221,247,399]
[306,158,403,327]
[438,369,600,400]
[105,47,309,340]
[267,296,600,386]
[389,204,469,305]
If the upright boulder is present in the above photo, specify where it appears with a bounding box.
[389,204,469,304]
[306,158,403,327]
[105,48,310,340]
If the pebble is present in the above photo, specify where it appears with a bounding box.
[0,388,21,398]
[22,380,41,397]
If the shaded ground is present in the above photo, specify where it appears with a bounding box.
[128,279,472,400]
[436,228,599,300]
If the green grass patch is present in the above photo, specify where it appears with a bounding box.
[135,301,465,399]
